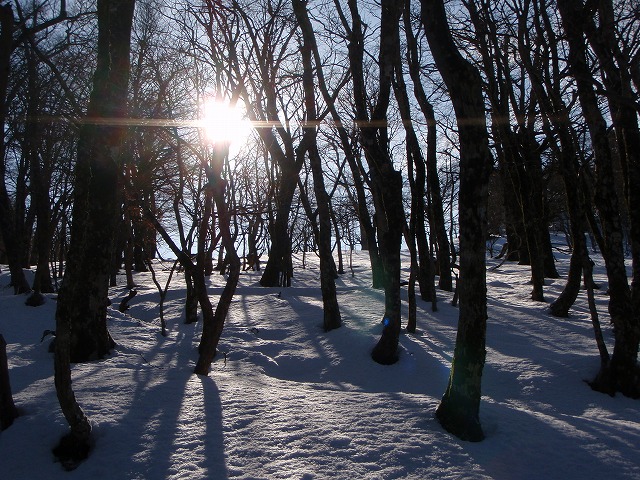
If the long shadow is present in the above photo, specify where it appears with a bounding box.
[199,376,228,479]
[234,282,452,398]
[77,316,228,479]
[464,392,640,479]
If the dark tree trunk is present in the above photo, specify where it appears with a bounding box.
[424,101,453,292]
[302,2,383,289]
[391,24,434,302]
[422,0,492,441]
[260,167,297,287]
[0,5,29,295]
[558,0,639,397]
[0,334,19,430]
[195,155,241,375]
[57,0,134,362]
[466,0,545,301]
[25,48,54,301]
[182,270,197,323]
[310,145,342,331]
[582,0,640,372]
[516,0,583,315]
[402,1,452,291]
[330,207,345,275]
[349,156,384,289]
[53,1,135,466]
[347,0,405,365]
[292,0,342,331]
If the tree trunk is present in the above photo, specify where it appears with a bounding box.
[0,4,30,295]
[346,0,405,365]
[24,47,54,300]
[391,24,434,302]
[53,0,135,466]
[183,271,198,324]
[557,0,639,398]
[195,156,241,374]
[330,206,345,275]
[259,168,297,287]
[581,0,640,376]
[402,0,452,291]
[422,0,492,441]
[0,334,19,431]
[292,0,342,331]
[56,0,134,362]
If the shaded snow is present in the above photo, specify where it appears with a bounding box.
[0,250,638,479]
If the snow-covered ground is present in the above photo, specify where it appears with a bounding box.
[1,249,639,479]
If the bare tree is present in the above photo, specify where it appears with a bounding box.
[292,0,341,331]
[421,0,493,441]
[557,0,639,398]
[53,0,136,468]
[342,0,406,364]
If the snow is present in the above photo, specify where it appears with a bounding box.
[1,250,639,479]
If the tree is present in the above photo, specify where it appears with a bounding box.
[557,0,639,398]
[513,0,590,316]
[194,148,241,374]
[53,0,136,467]
[391,1,436,305]
[421,0,493,441]
[402,0,453,292]
[291,0,341,332]
[0,2,33,294]
[0,334,19,430]
[580,0,640,356]
[343,0,406,364]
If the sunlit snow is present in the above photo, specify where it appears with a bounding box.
[0,248,638,479]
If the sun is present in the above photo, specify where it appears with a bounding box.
[200,98,252,146]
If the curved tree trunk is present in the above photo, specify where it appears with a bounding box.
[292,0,341,331]
[53,0,135,467]
[582,0,640,381]
[0,4,30,295]
[391,28,435,302]
[422,0,493,441]
[346,0,405,365]
[558,0,639,398]
[402,2,452,291]
[195,154,241,374]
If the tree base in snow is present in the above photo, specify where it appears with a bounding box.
[25,292,46,307]
[435,401,484,442]
[588,363,640,399]
[0,334,20,430]
[371,323,399,365]
[52,432,92,471]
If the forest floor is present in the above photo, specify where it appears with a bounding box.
[1,245,639,479]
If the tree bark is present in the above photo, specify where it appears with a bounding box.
[56,0,134,362]
[53,0,135,467]
[402,0,452,291]
[346,0,405,365]
[292,0,342,331]
[422,0,493,441]
[581,0,640,369]
[0,4,30,295]
[557,0,639,398]
[0,334,19,431]
[465,0,546,301]
[195,156,241,374]
[391,16,435,302]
